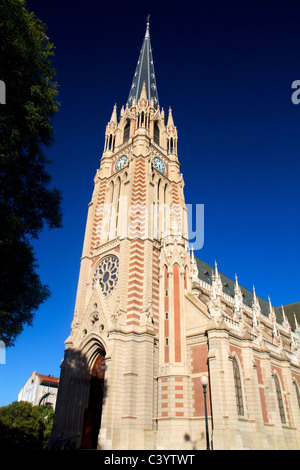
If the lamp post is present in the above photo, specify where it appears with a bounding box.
[201,375,210,450]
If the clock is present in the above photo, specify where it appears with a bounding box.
[153,157,165,174]
[115,155,127,171]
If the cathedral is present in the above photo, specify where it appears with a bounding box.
[50,20,300,450]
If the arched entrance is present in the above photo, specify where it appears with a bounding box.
[81,352,106,449]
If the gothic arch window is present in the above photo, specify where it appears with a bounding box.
[294,381,300,410]
[154,121,160,145]
[123,120,130,143]
[157,178,161,201]
[152,179,161,240]
[168,137,174,154]
[108,134,115,151]
[233,356,244,416]
[138,111,146,128]
[163,183,168,233]
[115,177,121,237]
[107,181,115,240]
[274,374,286,424]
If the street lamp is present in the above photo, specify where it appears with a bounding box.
[201,375,210,450]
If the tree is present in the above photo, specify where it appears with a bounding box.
[0,0,62,346]
[0,401,54,449]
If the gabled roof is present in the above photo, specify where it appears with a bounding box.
[127,18,159,108]
[195,257,300,327]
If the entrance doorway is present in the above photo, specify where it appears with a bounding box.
[81,353,106,449]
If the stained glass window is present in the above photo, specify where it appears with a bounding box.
[93,255,119,297]
[274,374,286,424]
[233,357,244,416]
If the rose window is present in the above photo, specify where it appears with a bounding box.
[93,255,119,297]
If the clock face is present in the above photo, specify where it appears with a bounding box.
[115,155,127,171]
[153,157,165,174]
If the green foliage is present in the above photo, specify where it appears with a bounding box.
[0,0,63,346]
[0,401,54,449]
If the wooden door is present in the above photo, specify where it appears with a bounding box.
[81,354,105,449]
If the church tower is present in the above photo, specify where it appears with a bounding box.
[51,19,193,450]
[50,20,300,451]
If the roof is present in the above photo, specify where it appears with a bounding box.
[37,373,59,388]
[127,18,159,108]
[275,301,300,331]
[195,256,300,327]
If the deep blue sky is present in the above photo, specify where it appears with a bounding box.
[1,0,300,405]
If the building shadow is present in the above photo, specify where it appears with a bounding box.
[48,343,108,450]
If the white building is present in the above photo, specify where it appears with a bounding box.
[18,371,59,409]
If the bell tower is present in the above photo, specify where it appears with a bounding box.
[50,19,193,450]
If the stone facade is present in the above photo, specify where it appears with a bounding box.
[49,23,300,450]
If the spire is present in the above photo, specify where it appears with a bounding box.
[127,17,159,108]
[167,107,175,127]
[190,245,199,282]
[253,285,257,303]
[280,305,290,330]
[268,295,279,338]
[211,260,223,299]
[234,274,243,317]
[252,285,261,328]
[139,81,148,101]
[294,313,300,333]
[110,103,117,123]
[214,260,218,277]
[252,286,261,312]
[268,295,275,318]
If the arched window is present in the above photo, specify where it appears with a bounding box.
[167,137,174,154]
[154,122,160,145]
[294,381,300,410]
[108,134,115,151]
[123,120,130,143]
[39,392,53,407]
[233,356,244,416]
[107,181,114,239]
[157,179,162,239]
[163,183,168,233]
[115,177,121,237]
[274,374,286,424]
